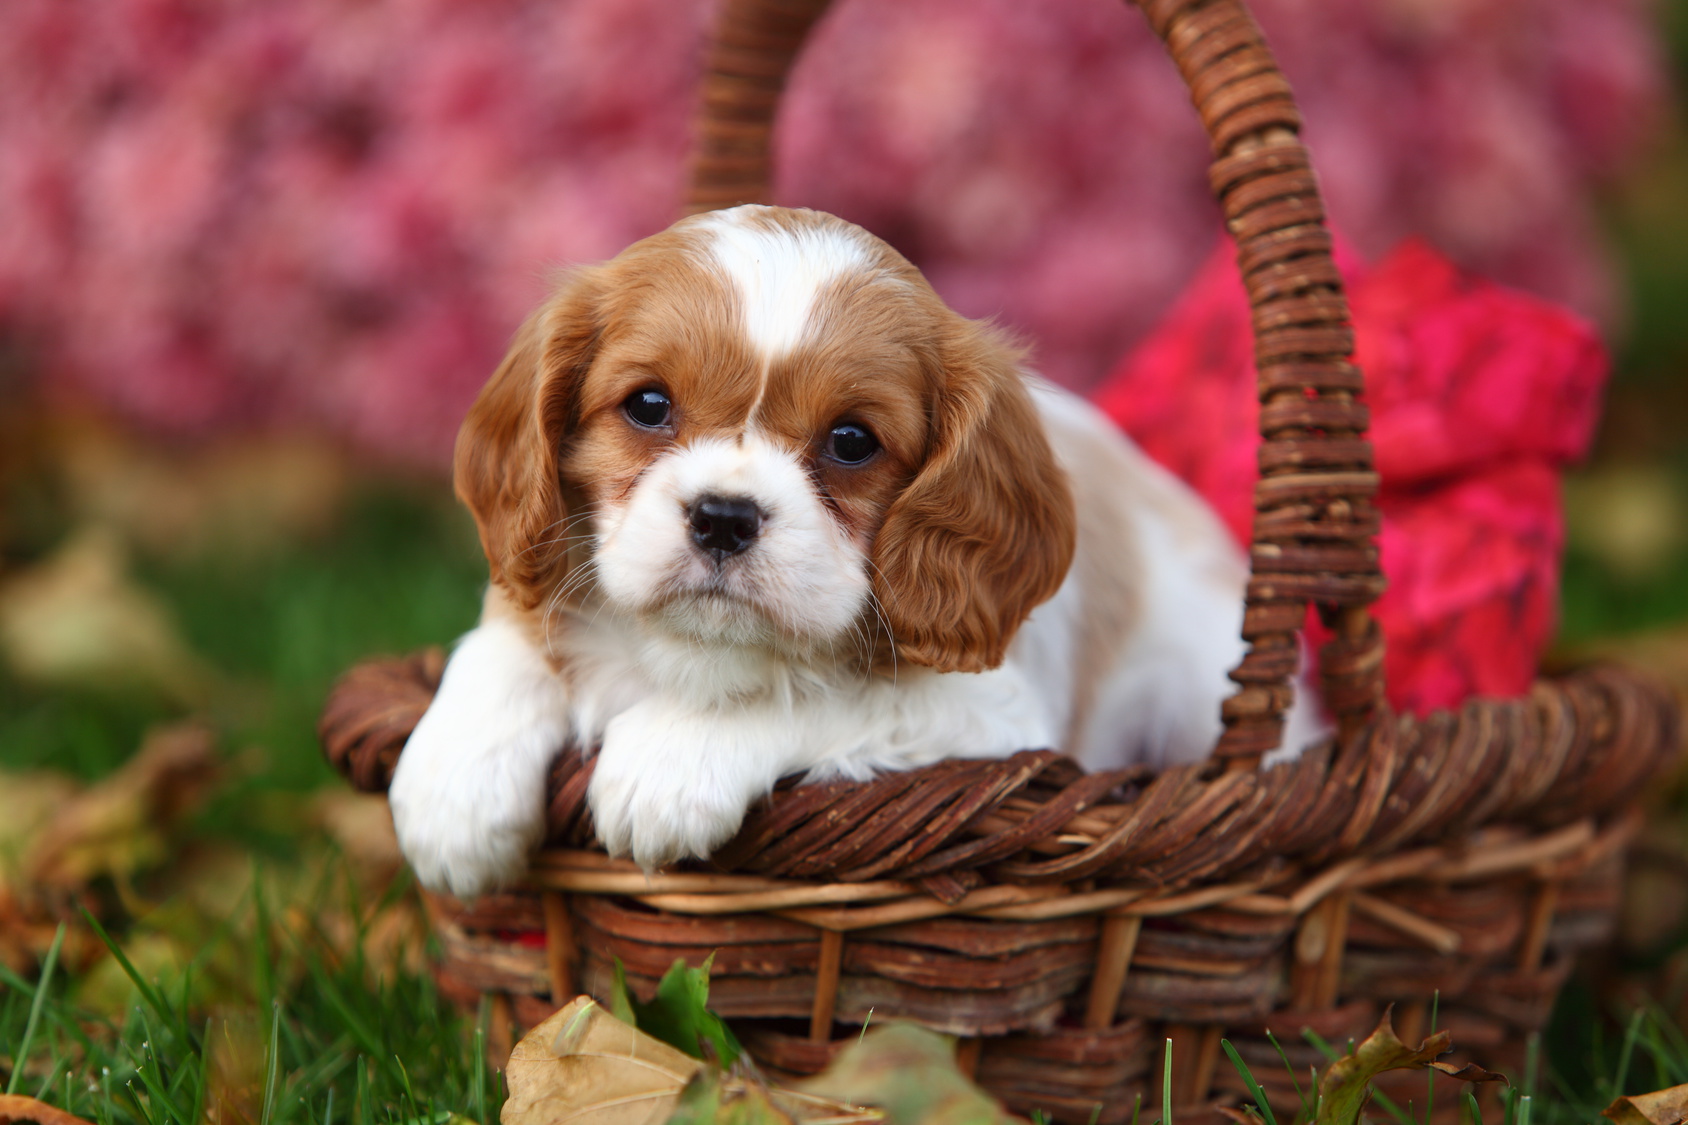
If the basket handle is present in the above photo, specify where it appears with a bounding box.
[683,0,1387,761]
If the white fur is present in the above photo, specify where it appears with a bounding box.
[387,613,571,899]
[1021,384,1326,770]
[591,432,870,647]
[695,210,872,361]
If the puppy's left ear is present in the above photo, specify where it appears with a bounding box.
[871,322,1076,673]
[454,268,605,612]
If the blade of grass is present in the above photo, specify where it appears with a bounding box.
[1614,1009,1645,1098]
[131,1043,190,1125]
[1465,1088,1482,1125]
[261,1003,283,1125]
[31,1057,65,1103]
[1264,1031,1311,1123]
[356,1059,375,1125]
[1427,992,1441,1125]
[80,909,190,1046]
[7,921,66,1095]
[190,1018,211,1125]
[472,1017,488,1125]
[1523,1031,1539,1106]
[123,1081,159,1125]
[1164,1038,1174,1125]
[1221,1039,1278,1125]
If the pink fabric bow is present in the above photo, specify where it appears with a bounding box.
[1091,237,1607,713]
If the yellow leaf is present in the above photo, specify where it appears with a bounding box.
[0,526,210,703]
[1315,1007,1503,1125]
[0,1093,97,1125]
[503,997,700,1125]
[1605,1083,1688,1125]
[24,722,219,892]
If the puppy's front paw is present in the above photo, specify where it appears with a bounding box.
[388,709,559,901]
[587,704,769,870]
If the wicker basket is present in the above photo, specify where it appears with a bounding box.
[319,1,1683,1121]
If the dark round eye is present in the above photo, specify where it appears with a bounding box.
[623,388,671,428]
[827,423,879,464]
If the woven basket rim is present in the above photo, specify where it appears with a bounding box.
[320,651,1680,891]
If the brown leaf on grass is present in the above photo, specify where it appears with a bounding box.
[0,1094,96,1125]
[1565,467,1686,584]
[0,527,211,703]
[24,722,220,893]
[1315,1006,1504,1125]
[1604,1083,1688,1125]
[0,774,82,877]
[503,998,878,1125]
[504,997,701,1125]
[310,789,406,888]
[797,1024,1022,1125]
[49,416,349,561]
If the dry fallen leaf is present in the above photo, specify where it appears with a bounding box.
[504,998,881,1125]
[24,722,220,893]
[1565,466,1686,583]
[504,997,701,1125]
[0,773,82,876]
[1315,1006,1504,1125]
[50,416,349,560]
[1605,1083,1688,1125]
[0,526,210,703]
[310,789,406,888]
[0,1094,97,1125]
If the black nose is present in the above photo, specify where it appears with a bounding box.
[688,495,762,559]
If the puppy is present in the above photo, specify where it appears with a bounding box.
[389,205,1319,899]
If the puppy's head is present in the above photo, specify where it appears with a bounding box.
[455,206,1074,672]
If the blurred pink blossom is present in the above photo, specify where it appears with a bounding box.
[0,0,1665,465]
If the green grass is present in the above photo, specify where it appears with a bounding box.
[0,479,496,1122]
[0,482,484,786]
[0,881,499,1125]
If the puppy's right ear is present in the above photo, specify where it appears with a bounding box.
[454,269,604,612]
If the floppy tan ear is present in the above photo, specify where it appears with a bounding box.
[454,270,604,612]
[870,322,1077,674]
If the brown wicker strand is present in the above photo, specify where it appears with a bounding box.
[1135,0,1384,761]
[683,0,832,214]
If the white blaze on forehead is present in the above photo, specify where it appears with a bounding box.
[696,210,873,360]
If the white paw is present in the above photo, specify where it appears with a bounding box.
[389,736,548,900]
[387,620,570,900]
[587,702,774,870]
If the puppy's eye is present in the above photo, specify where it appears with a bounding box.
[623,389,672,428]
[827,423,879,465]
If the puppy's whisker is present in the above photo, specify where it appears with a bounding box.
[857,557,901,684]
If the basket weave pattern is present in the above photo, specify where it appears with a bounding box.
[325,654,1674,1121]
[320,0,1683,1120]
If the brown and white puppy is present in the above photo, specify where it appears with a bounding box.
[388,205,1320,898]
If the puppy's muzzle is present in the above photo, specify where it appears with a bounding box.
[688,495,763,561]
